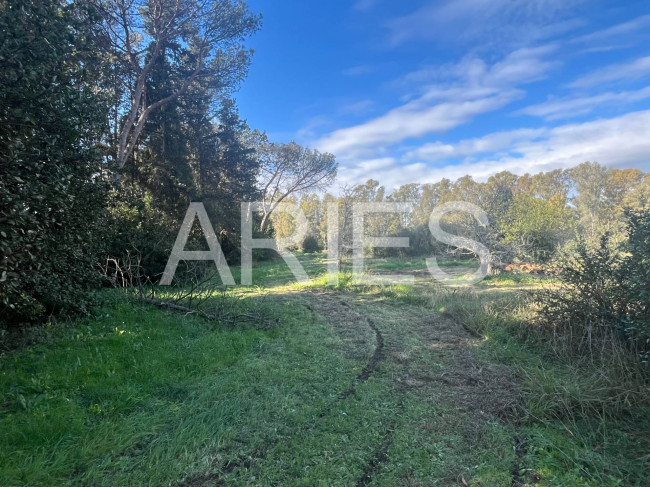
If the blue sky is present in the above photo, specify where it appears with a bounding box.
[237,0,650,189]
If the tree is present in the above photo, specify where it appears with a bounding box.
[269,196,298,240]
[411,179,452,228]
[387,183,420,232]
[622,173,650,209]
[331,185,356,262]
[605,168,644,215]
[203,100,260,248]
[570,161,611,239]
[503,194,573,262]
[483,171,518,230]
[319,193,337,248]
[93,0,260,172]
[105,96,261,277]
[258,141,337,231]
[530,168,571,199]
[94,0,262,278]
[451,175,483,205]
[300,194,324,242]
[570,163,645,239]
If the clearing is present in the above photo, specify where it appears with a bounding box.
[1,254,648,486]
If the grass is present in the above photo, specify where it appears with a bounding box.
[1,254,648,486]
[1,291,372,485]
[478,272,551,287]
[0,287,512,486]
[425,286,650,486]
[1,294,275,485]
[227,251,479,288]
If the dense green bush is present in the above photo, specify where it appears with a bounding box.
[103,189,178,285]
[0,0,109,326]
[300,235,321,253]
[620,208,650,351]
[536,208,650,360]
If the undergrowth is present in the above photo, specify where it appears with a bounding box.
[426,285,650,486]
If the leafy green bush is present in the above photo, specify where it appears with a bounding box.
[0,0,109,326]
[300,235,321,253]
[103,188,178,285]
[620,208,650,352]
[536,208,650,360]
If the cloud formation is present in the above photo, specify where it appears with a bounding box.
[572,14,650,45]
[518,87,650,120]
[316,47,556,158]
[294,3,650,193]
[569,56,650,88]
[385,0,586,47]
[337,110,650,188]
[317,91,520,158]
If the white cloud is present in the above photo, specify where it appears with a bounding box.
[517,86,650,120]
[338,99,374,115]
[480,46,559,85]
[336,110,650,188]
[317,91,520,158]
[569,56,650,88]
[385,0,585,47]
[342,64,375,76]
[398,45,557,90]
[315,46,556,159]
[573,14,650,45]
[404,128,546,161]
[338,161,428,189]
[294,116,332,144]
[353,0,377,12]
[357,157,397,171]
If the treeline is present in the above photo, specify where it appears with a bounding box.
[274,163,650,265]
[0,0,336,327]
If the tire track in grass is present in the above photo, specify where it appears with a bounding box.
[177,287,522,486]
[356,434,393,487]
[304,293,385,404]
[339,316,385,400]
[511,434,528,487]
[175,292,386,487]
[307,293,404,486]
[356,318,385,383]
[355,395,406,487]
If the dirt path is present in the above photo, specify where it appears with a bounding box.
[174,285,523,486]
[303,289,518,414]
[301,289,521,485]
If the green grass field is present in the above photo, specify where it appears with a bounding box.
[1,253,648,486]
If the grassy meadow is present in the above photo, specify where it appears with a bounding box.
[1,253,648,486]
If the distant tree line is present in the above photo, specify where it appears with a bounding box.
[272,164,650,355]
[273,163,650,266]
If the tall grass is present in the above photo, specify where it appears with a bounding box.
[425,283,650,485]
[426,285,650,418]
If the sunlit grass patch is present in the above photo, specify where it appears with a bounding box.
[479,271,552,287]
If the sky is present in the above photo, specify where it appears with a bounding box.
[236,0,650,190]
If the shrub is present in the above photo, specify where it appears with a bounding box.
[620,207,650,351]
[301,235,321,253]
[0,1,109,326]
[535,208,650,361]
[103,188,178,285]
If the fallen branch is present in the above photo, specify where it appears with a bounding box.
[140,297,279,330]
